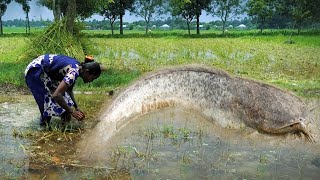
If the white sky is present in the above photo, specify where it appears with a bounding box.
[3,1,218,23]
[3,1,53,21]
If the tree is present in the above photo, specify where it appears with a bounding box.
[194,0,212,34]
[170,0,195,35]
[308,0,320,22]
[37,0,98,33]
[100,0,119,35]
[170,0,211,35]
[117,0,134,35]
[0,0,11,35]
[133,0,165,34]
[15,0,31,34]
[37,0,61,21]
[275,0,312,33]
[65,0,76,33]
[208,0,241,34]
[247,0,274,32]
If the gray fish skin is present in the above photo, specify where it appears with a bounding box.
[94,65,313,143]
[230,77,307,132]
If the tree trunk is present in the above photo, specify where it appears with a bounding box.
[26,12,30,34]
[120,14,123,35]
[145,21,149,34]
[25,15,27,34]
[0,16,3,35]
[297,20,302,34]
[187,22,190,35]
[28,13,30,33]
[110,20,114,35]
[222,21,225,34]
[52,0,61,21]
[196,15,200,35]
[66,0,76,33]
[260,18,266,33]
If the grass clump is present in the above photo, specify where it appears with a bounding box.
[29,19,85,60]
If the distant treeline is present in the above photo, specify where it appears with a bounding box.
[4,17,320,31]
[84,17,253,30]
[3,19,52,28]
[1,0,320,35]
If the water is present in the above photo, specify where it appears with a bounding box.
[0,96,38,178]
[83,107,320,179]
[1,95,320,179]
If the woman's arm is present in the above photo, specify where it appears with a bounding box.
[53,81,85,120]
[67,84,78,109]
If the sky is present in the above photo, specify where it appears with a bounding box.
[3,0,218,23]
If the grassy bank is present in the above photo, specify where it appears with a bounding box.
[0,32,319,97]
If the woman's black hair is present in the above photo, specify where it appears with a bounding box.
[81,56,101,76]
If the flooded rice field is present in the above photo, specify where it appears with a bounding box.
[1,95,320,179]
[0,96,38,177]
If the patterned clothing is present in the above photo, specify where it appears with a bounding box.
[25,54,80,123]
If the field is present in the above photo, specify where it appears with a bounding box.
[1,27,320,178]
[1,27,320,97]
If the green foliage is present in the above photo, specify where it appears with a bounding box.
[169,0,211,34]
[210,0,241,33]
[132,0,165,33]
[0,0,11,16]
[0,0,11,34]
[37,0,98,20]
[14,0,30,13]
[99,0,135,35]
[274,0,317,32]
[247,0,274,32]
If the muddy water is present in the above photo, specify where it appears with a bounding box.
[82,106,320,179]
[0,96,38,178]
[1,95,320,179]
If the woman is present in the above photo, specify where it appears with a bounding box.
[25,54,102,127]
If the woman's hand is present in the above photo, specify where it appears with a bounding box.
[71,110,85,121]
[76,108,86,120]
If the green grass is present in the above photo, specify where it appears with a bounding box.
[76,67,141,91]
[90,35,320,96]
[0,37,30,87]
[1,31,320,97]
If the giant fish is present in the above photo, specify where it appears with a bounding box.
[85,65,314,149]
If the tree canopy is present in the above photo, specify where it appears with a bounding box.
[247,0,273,32]
[0,0,11,35]
[2,0,320,34]
[170,0,212,34]
[132,0,166,34]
